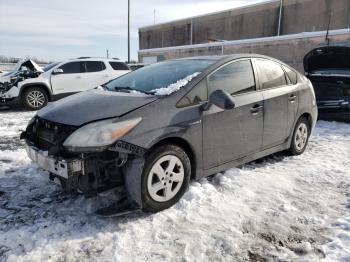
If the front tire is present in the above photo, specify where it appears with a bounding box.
[288,117,310,155]
[142,144,191,213]
[22,86,48,110]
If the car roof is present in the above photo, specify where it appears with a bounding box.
[71,57,125,62]
[173,54,280,62]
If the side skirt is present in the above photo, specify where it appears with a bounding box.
[200,142,290,178]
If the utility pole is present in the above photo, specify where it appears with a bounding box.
[128,0,130,63]
[190,18,193,45]
[154,9,156,25]
[106,49,109,58]
[277,0,283,36]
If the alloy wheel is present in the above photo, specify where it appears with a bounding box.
[294,123,308,151]
[147,155,185,202]
[26,90,46,108]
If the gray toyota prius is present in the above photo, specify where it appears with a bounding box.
[22,54,318,215]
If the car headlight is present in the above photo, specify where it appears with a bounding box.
[63,117,142,151]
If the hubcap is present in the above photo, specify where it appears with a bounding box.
[294,123,308,151]
[147,155,184,202]
[27,90,45,108]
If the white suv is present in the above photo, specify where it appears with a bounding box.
[0,57,130,110]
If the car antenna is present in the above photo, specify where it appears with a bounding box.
[325,11,332,46]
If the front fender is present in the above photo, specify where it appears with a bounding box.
[0,86,19,98]
[18,80,52,100]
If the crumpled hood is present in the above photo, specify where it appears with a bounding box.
[38,90,157,126]
[14,59,43,73]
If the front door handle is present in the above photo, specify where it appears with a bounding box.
[250,104,263,114]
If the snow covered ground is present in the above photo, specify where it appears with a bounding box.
[0,109,349,262]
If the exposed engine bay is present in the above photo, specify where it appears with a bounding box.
[21,116,147,213]
[0,59,43,94]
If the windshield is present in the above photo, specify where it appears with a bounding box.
[105,59,216,94]
[43,62,59,72]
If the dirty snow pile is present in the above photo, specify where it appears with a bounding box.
[152,72,201,95]
[0,110,350,261]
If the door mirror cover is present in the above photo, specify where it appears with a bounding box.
[208,89,235,110]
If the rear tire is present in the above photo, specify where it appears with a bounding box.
[142,144,191,213]
[22,86,48,110]
[287,117,310,156]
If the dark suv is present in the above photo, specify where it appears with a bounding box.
[304,46,350,122]
[22,54,318,214]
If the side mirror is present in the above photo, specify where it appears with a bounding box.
[52,68,63,75]
[204,89,235,110]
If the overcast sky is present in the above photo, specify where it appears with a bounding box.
[0,0,265,62]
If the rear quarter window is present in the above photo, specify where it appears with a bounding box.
[255,59,287,89]
[109,62,130,71]
[282,65,298,85]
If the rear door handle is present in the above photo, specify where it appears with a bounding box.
[250,104,263,114]
[336,80,344,85]
[289,94,297,101]
[76,76,82,79]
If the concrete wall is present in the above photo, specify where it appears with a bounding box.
[139,0,350,50]
[138,30,350,72]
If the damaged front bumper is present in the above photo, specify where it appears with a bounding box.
[24,140,147,214]
[25,144,83,179]
[0,86,20,107]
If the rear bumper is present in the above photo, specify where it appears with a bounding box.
[317,100,350,122]
[25,143,83,179]
[318,112,350,123]
[317,100,350,110]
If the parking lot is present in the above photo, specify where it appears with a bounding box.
[0,109,349,261]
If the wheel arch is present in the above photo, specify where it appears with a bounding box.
[148,136,197,180]
[298,112,313,130]
[19,83,53,102]
[287,111,314,147]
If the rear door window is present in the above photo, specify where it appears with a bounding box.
[256,59,287,89]
[85,61,106,72]
[208,59,256,96]
[58,62,85,74]
[109,62,130,70]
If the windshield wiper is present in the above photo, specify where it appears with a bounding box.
[113,86,154,95]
